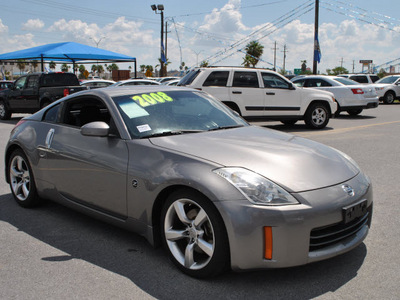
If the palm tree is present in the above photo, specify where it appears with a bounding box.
[242,41,264,68]
[61,63,70,72]
[31,61,39,72]
[17,59,26,75]
[49,61,56,71]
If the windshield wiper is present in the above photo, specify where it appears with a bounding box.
[207,125,245,132]
[141,130,203,138]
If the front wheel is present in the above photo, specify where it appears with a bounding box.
[0,100,12,120]
[161,189,230,278]
[347,109,363,116]
[8,149,40,207]
[304,103,330,129]
[383,91,395,104]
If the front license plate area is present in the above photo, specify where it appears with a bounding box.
[342,199,368,223]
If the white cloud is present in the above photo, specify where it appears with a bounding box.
[22,19,44,31]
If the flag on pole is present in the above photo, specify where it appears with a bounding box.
[314,36,321,63]
[161,40,167,63]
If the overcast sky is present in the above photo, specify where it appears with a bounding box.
[1,0,399,74]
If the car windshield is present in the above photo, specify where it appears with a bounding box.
[334,77,360,86]
[112,90,247,138]
[376,76,400,84]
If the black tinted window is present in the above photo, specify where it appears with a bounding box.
[203,71,229,87]
[41,73,79,87]
[350,76,368,83]
[370,75,379,83]
[43,104,60,123]
[305,79,332,87]
[27,76,39,88]
[232,72,259,88]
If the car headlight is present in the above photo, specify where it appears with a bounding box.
[213,167,299,206]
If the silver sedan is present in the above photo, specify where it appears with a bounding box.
[5,86,373,278]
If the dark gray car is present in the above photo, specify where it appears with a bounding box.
[5,86,373,278]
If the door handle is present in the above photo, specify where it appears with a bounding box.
[266,92,275,95]
[45,129,55,149]
[232,91,242,94]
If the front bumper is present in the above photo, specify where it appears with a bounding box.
[215,172,373,271]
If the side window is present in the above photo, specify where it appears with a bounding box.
[351,76,368,84]
[60,98,112,128]
[293,79,305,87]
[261,73,289,89]
[305,79,332,87]
[232,71,259,88]
[27,76,39,89]
[14,77,27,90]
[370,76,380,83]
[43,103,61,123]
[203,71,229,87]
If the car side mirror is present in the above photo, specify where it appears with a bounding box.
[81,121,110,137]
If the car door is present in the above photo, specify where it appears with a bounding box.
[261,72,301,116]
[39,96,129,218]
[229,71,265,117]
[21,75,40,111]
[7,76,27,110]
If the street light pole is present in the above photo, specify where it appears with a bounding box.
[151,4,165,77]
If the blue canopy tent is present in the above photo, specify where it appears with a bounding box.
[0,42,137,77]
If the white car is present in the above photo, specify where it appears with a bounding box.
[338,74,380,84]
[80,79,116,89]
[374,75,400,104]
[292,76,379,116]
[108,79,161,87]
[179,67,337,129]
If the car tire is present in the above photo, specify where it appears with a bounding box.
[8,149,40,207]
[304,103,329,129]
[0,100,12,120]
[383,91,395,104]
[161,189,230,278]
[347,109,363,116]
[281,120,297,126]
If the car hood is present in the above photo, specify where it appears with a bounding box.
[150,126,359,192]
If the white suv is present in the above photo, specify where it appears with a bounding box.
[178,67,337,129]
[338,74,380,84]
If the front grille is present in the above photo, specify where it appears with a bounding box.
[309,204,372,252]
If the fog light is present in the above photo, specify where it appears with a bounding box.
[264,226,273,260]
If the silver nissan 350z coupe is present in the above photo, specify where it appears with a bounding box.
[4,86,373,278]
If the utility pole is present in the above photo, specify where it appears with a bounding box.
[165,20,170,72]
[352,60,355,73]
[282,44,288,72]
[151,4,165,77]
[312,0,319,74]
[340,57,344,68]
[272,41,278,71]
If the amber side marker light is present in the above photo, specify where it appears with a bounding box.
[264,226,273,260]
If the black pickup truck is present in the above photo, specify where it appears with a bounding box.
[0,72,87,120]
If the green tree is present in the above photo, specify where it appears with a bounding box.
[31,61,39,72]
[96,65,104,76]
[242,40,264,68]
[91,64,98,74]
[377,68,387,78]
[49,61,56,71]
[200,60,209,67]
[17,59,26,75]
[326,66,348,75]
[140,64,146,73]
[61,63,70,72]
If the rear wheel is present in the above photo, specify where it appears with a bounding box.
[304,103,329,129]
[347,109,363,116]
[0,100,11,120]
[8,149,40,207]
[161,189,230,278]
[383,91,395,104]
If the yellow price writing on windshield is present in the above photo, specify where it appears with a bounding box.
[132,92,173,107]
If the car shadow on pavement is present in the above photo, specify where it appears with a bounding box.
[0,193,367,300]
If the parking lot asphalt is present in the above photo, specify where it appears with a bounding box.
[0,104,399,299]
